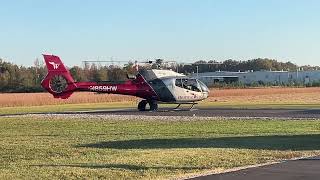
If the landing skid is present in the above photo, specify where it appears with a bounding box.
[189,103,196,110]
[169,102,198,111]
[138,100,198,112]
[173,103,197,111]
[174,104,181,110]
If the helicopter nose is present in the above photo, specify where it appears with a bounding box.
[202,91,209,98]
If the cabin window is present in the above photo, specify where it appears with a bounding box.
[175,78,201,92]
[175,79,182,88]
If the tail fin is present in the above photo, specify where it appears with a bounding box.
[41,54,77,99]
[43,54,71,73]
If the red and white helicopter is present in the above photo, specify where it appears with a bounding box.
[41,54,209,111]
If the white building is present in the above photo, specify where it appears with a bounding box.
[192,71,320,86]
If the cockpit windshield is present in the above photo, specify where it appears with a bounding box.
[198,80,209,92]
[175,78,202,92]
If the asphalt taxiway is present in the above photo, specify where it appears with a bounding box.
[44,108,320,119]
[2,108,320,119]
[189,156,320,180]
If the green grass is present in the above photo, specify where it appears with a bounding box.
[1,117,320,179]
[0,102,136,115]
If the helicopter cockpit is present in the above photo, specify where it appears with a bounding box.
[137,69,209,103]
[175,78,209,93]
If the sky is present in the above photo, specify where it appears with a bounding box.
[1,0,320,67]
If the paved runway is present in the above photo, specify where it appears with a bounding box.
[51,108,320,119]
[2,108,320,119]
[189,156,320,180]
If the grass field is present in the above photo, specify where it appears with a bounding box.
[1,116,320,179]
[0,102,137,115]
[207,87,320,107]
[0,92,137,107]
[1,87,320,115]
[1,88,320,179]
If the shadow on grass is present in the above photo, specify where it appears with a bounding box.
[31,163,207,171]
[77,134,320,150]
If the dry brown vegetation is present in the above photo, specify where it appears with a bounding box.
[210,87,320,97]
[0,93,137,107]
[1,87,320,107]
[208,87,320,105]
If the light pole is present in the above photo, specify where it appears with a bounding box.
[196,65,199,77]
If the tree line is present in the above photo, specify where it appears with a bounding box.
[0,57,319,93]
[178,58,319,74]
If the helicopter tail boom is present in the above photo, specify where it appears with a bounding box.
[41,54,158,100]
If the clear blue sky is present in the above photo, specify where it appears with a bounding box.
[1,0,320,66]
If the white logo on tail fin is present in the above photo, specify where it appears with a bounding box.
[49,62,60,70]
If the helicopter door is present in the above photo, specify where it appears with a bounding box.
[148,79,176,102]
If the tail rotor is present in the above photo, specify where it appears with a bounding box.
[41,54,77,99]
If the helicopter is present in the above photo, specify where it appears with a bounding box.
[41,54,210,111]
